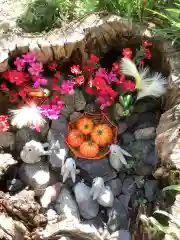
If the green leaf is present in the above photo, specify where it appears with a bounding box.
[154,210,180,227]
[162,184,180,192]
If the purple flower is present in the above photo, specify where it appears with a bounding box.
[32,75,48,87]
[96,68,119,84]
[61,80,75,95]
[39,103,64,120]
[23,53,36,63]
[33,81,40,88]
[28,63,43,76]
[14,57,25,71]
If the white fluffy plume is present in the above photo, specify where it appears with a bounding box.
[120,58,167,99]
[9,102,46,129]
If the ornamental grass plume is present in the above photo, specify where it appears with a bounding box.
[9,102,46,131]
[120,58,167,100]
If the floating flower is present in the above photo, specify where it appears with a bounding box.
[122,48,133,59]
[28,63,43,76]
[61,80,75,95]
[142,40,152,48]
[48,61,57,70]
[14,57,25,71]
[76,75,85,86]
[32,75,48,86]
[0,115,9,132]
[23,53,36,63]
[70,65,81,75]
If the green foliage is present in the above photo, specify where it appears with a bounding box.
[148,1,180,45]
[141,184,180,240]
[17,0,173,33]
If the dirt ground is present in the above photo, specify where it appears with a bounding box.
[0,0,31,36]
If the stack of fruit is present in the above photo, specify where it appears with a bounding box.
[66,115,116,159]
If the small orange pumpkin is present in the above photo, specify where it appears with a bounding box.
[79,141,99,158]
[67,129,84,148]
[76,117,94,135]
[91,124,113,147]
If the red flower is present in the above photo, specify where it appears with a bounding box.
[48,62,57,70]
[139,59,145,65]
[144,49,151,59]
[70,65,81,74]
[9,92,19,103]
[122,80,135,91]
[112,62,120,74]
[90,54,99,64]
[122,48,133,59]
[76,75,85,86]
[54,71,61,78]
[0,115,9,132]
[106,86,117,99]
[142,40,152,48]
[2,70,29,85]
[94,76,107,90]
[0,83,9,91]
[18,89,26,97]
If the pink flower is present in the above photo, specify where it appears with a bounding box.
[122,48,133,59]
[23,53,36,63]
[14,57,25,71]
[61,80,75,95]
[32,75,48,86]
[70,65,81,74]
[28,63,43,76]
[142,40,152,48]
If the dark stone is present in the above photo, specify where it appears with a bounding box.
[122,177,136,195]
[126,114,139,129]
[134,127,156,140]
[145,148,159,167]
[135,162,154,176]
[133,112,160,130]
[122,140,156,166]
[84,212,110,238]
[76,157,117,183]
[144,180,159,202]
[118,194,131,210]
[110,230,131,240]
[118,122,128,135]
[15,127,40,152]
[108,178,122,197]
[133,97,161,114]
[7,178,25,193]
[120,132,135,145]
[133,176,145,188]
[118,173,126,182]
[107,198,129,233]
